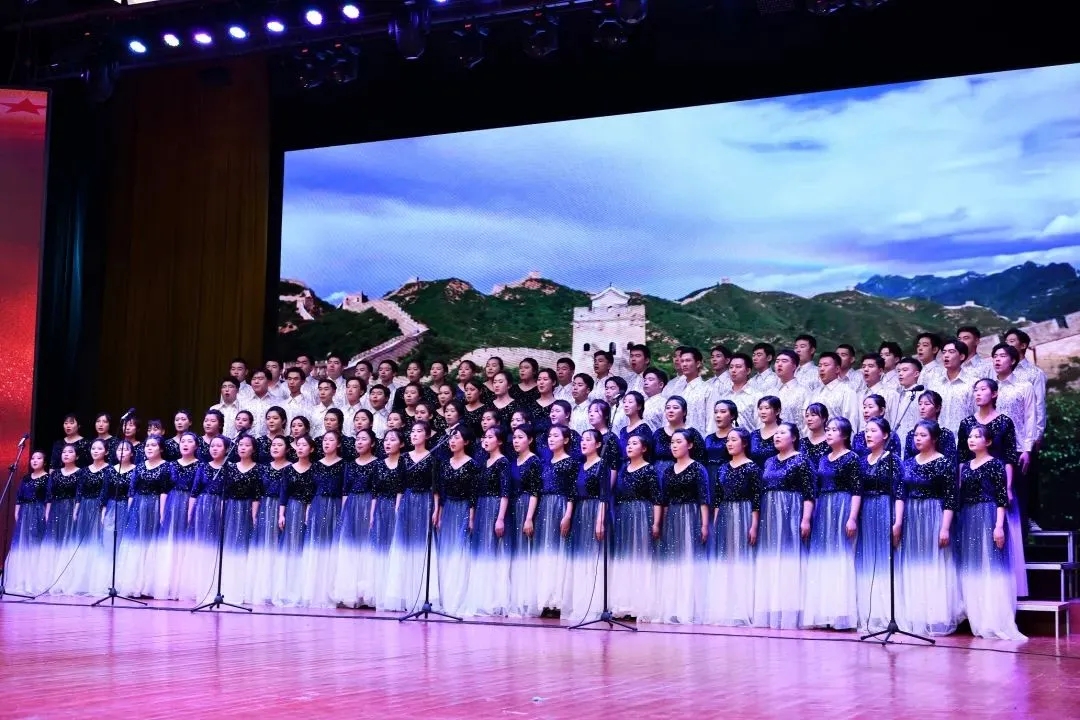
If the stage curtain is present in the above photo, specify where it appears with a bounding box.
[97,56,270,424]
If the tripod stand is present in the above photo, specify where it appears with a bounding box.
[91,469,146,608]
[0,436,33,601]
[192,464,251,613]
[401,430,461,623]
[860,500,934,646]
[569,502,636,632]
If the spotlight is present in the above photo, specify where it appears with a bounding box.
[593,18,626,50]
[616,0,646,24]
[849,0,888,6]
[128,39,147,54]
[390,7,429,60]
[342,4,361,19]
[193,31,213,45]
[228,25,248,40]
[452,23,487,70]
[328,43,361,84]
[163,32,180,47]
[305,9,324,26]
[522,11,558,59]
[266,20,286,33]
[807,0,845,14]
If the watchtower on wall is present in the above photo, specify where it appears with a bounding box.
[571,286,646,373]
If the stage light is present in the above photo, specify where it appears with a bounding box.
[305,9,324,26]
[266,20,286,33]
[128,40,148,54]
[807,0,845,14]
[522,11,558,59]
[593,18,626,50]
[194,31,213,45]
[616,0,646,24]
[342,4,361,19]
[228,25,249,40]
[849,0,888,6]
[390,8,430,60]
[451,23,488,70]
[163,33,180,47]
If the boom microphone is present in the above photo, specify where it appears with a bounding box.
[120,408,136,422]
[17,433,29,449]
[908,384,925,394]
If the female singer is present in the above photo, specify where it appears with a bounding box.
[753,422,815,630]
[706,427,760,627]
[288,416,312,461]
[513,358,540,405]
[956,425,1026,640]
[540,402,581,463]
[651,429,710,624]
[117,437,173,597]
[100,441,135,590]
[7,451,50,595]
[435,383,456,425]
[800,403,830,469]
[467,426,513,616]
[437,426,480,616]
[153,431,199,600]
[382,422,439,612]
[529,368,559,436]
[183,436,230,601]
[490,371,519,430]
[61,439,110,594]
[619,390,653,460]
[299,432,345,607]
[605,376,629,437]
[802,417,862,630]
[258,407,290,464]
[587,399,622,485]
[50,415,90,469]
[165,409,194,461]
[653,396,705,479]
[367,429,405,610]
[198,410,225,462]
[564,429,608,622]
[483,356,504,395]
[532,425,579,615]
[704,400,738,503]
[905,391,957,462]
[416,402,443,436]
[222,435,262,603]
[330,430,378,609]
[855,417,902,633]
[274,436,315,608]
[610,435,661,620]
[896,420,961,636]
[462,379,488,436]
[121,414,144,465]
[853,396,900,458]
[247,435,290,605]
[509,424,542,617]
[93,413,120,464]
[749,397,782,468]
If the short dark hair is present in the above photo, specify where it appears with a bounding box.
[794,334,817,349]
[710,344,732,359]
[940,337,969,359]
[836,343,856,356]
[956,325,981,339]
[593,350,614,364]
[751,342,776,359]
[729,352,752,369]
[628,343,651,359]
[818,351,842,367]
[556,357,576,370]
[878,341,903,357]
[897,356,923,372]
[643,366,669,385]
[915,332,942,351]
[859,354,885,370]
[1004,327,1031,346]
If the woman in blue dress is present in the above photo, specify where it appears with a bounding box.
[539,401,580,464]
[461,379,488,437]
[564,429,609,623]
[257,407,289,464]
[117,437,174,598]
[153,431,199,600]
[93,413,120,465]
[60,439,111,594]
[509,424,542,617]
[799,403,830,469]
[330,429,378,609]
[609,435,661,620]
[274,435,315,608]
[299,431,345,607]
[527,368,558,437]
[704,400,738,505]
[706,427,760,627]
[853,395,900,458]
[181,436,230,601]
[618,390,653,461]
[436,426,480,616]
[197,410,225,462]
[382,422,440,612]
[904,391,957,463]
[287,416,311,462]
[855,416,902,633]
[247,435,290,605]
[6,451,50,595]
[802,417,862,630]
[50,414,90,469]
[896,420,961,636]
[956,425,1026,640]
[752,422,815,630]
[465,426,513,616]
[490,370,520,431]
[531,425,579,615]
[513,358,541,405]
[587,399,622,488]
[99,442,136,591]
[652,396,706,481]
[749,396,782,468]
[366,429,405,610]
[164,409,194,462]
[650,429,710,624]
[221,435,262,603]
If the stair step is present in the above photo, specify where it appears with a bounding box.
[1025,562,1079,571]
[1028,531,1079,538]
[1016,600,1072,639]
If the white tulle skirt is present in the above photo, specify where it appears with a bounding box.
[955,503,1026,641]
[463,496,511,617]
[563,498,604,623]
[364,496,397,609]
[273,499,307,607]
[706,501,755,627]
[802,492,858,630]
[298,496,339,608]
[530,494,570,611]
[58,499,105,595]
[508,495,539,617]
[1006,497,1027,597]
[115,495,160,597]
[855,494,892,633]
[245,496,280,606]
[435,498,472,616]
[5,502,47,595]
[896,498,962,636]
[610,500,656,619]
[647,502,707,625]
[329,492,372,608]
[753,490,808,629]
[381,490,438,612]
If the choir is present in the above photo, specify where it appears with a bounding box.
[5,327,1043,641]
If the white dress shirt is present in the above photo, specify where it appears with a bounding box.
[1013,358,1047,443]
[708,371,733,398]
[210,400,244,439]
[325,376,349,408]
[926,368,977,435]
[963,355,994,380]
[680,377,713,435]
[243,392,278,437]
[886,385,922,459]
[371,407,390,440]
[843,368,866,394]
[750,369,782,396]
[777,379,809,435]
[570,401,592,434]
[995,373,1038,453]
[796,362,822,393]
[342,402,365,437]
[555,383,575,402]
[663,375,687,399]
[810,379,862,434]
[282,393,313,427]
[708,383,760,433]
[643,394,666,433]
[590,374,613,401]
[623,371,645,394]
[309,402,338,439]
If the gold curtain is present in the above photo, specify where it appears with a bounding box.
[97,55,270,424]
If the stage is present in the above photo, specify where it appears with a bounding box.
[1,600,1076,718]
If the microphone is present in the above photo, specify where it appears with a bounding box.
[120,408,136,422]
[908,384,925,395]
[17,433,29,449]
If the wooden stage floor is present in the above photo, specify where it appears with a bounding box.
[1,599,1078,719]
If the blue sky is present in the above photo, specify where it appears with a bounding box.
[282,62,1080,304]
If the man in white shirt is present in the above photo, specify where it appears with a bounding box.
[676,347,712,434]
[993,340,1040,531]
[794,334,822,392]
[707,345,733,397]
[956,325,994,379]
[749,342,781,395]
[211,377,245,439]
[554,357,576,402]
[810,351,861,434]
[590,350,615,401]
[642,367,668,431]
[926,337,976,435]
[663,347,689,398]
[243,369,278,437]
[296,354,319,401]
[324,353,349,407]
[914,332,944,385]
[377,360,402,408]
[281,367,313,426]
[709,352,759,433]
[227,357,255,401]
[877,341,903,390]
[860,354,890,399]
[368,385,391,439]
[569,373,594,434]
[309,379,340,438]
[1004,328,1047,450]
[774,349,809,435]
[623,344,649,394]
[835,344,866,393]
[264,359,289,401]
[342,377,366,437]
[886,357,923,459]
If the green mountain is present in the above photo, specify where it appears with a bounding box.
[276,281,398,362]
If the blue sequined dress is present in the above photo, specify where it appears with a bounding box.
[381,452,440,612]
[749,429,780,469]
[117,462,174,597]
[6,473,49,595]
[246,462,290,605]
[365,459,403,609]
[273,464,316,607]
[855,452,900,633]
[508,455,542,617]
[59,465,110,595]
[564,459,608,623]
[610,463,660,619]
[98,466,133,591]
[218,463,262,603]
[706,461,760,627]
[329,458,377,608]
[152,459,200,600]
[181,462,227,601]
[531,455,580,611]
[650,461,709,624]
[465,455,512,616]
[298,459,344,607]
[436,458,481,616]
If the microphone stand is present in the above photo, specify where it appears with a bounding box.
[0,438,33,600]
[401,428,462,623]
[894,387,920,461]
[90,467,146,608]
[192,463,251,613]
[569,498,636,632]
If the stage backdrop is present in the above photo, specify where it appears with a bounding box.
[278,63,1080,526]
[0,88,49,551]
